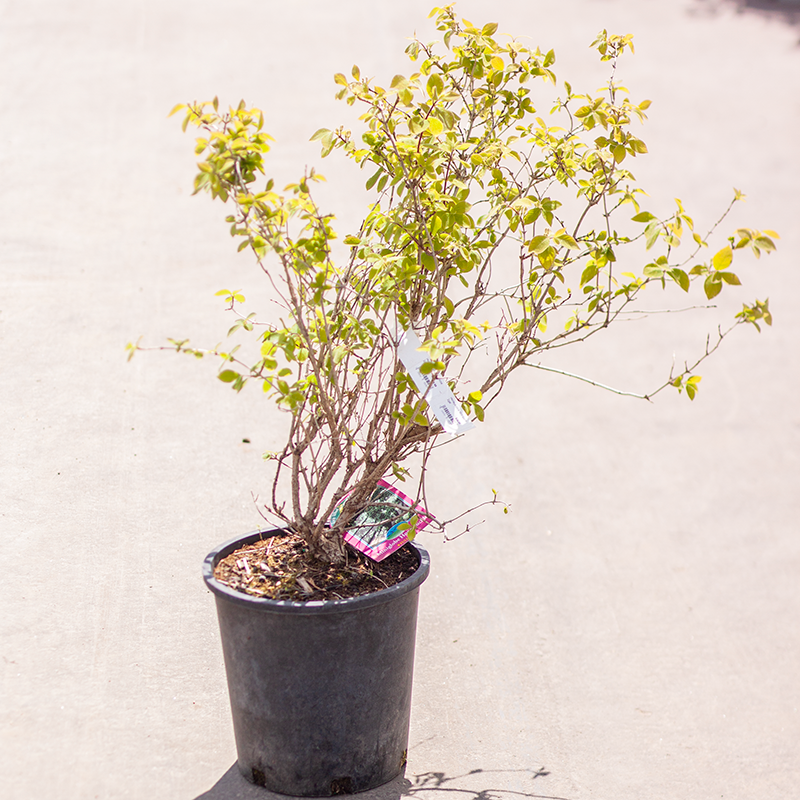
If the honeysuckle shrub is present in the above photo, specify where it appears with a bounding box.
[131,5,776,563]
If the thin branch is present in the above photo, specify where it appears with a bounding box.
[525,362,652,400]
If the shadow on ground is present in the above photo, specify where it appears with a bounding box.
[193,765,573,800]
[193,764,406,800]
[692,0,800,34]
[402,768,573,800]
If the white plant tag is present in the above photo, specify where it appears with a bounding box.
[397,329,475,435]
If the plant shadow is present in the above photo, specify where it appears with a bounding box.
[192,765,574,800]
[401,768,574,800]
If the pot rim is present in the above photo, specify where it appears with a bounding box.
[203,528,430,615]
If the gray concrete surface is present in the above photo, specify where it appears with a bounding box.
[2,1,799,798]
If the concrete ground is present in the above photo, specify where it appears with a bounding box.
[2,1,799,798]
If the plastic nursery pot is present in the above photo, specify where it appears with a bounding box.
[202,529,430,797]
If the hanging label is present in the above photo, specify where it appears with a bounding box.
[328,480,434,562]
[397,329,474,435]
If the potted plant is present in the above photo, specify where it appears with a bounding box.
[130,5,776,796]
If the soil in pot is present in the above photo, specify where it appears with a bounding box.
[213,530,420,602]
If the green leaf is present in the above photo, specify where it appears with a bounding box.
[427,117,444,136]
[527,235,550,254]
[704,274,723,300]
[755,236,777,253]
[580,263,599,285]
[631,211,655,223]
[426,73,444,96]
[218,370,238,383]
[643,263,664,279]
[554,230,580,250]
[644,222,660,250]
[667,268,690,292]
[390,74,409,90]
[719,271,741,286]
[482,21,498,35]
[309,128,330,142]
[712,245,733,271]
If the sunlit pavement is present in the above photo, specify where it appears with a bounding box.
[1,1,799,798]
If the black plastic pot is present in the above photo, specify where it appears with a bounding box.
[202,529,430,797]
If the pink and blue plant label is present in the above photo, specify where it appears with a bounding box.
[329,480,433,562]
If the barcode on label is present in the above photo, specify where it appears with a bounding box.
[397,328,475,436]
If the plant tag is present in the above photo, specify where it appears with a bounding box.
[397,329,474,435]
[328,480,433,562]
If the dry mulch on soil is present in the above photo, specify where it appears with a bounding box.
[213,531,420,602]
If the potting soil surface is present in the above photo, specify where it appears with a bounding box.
[214,532,420,601]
